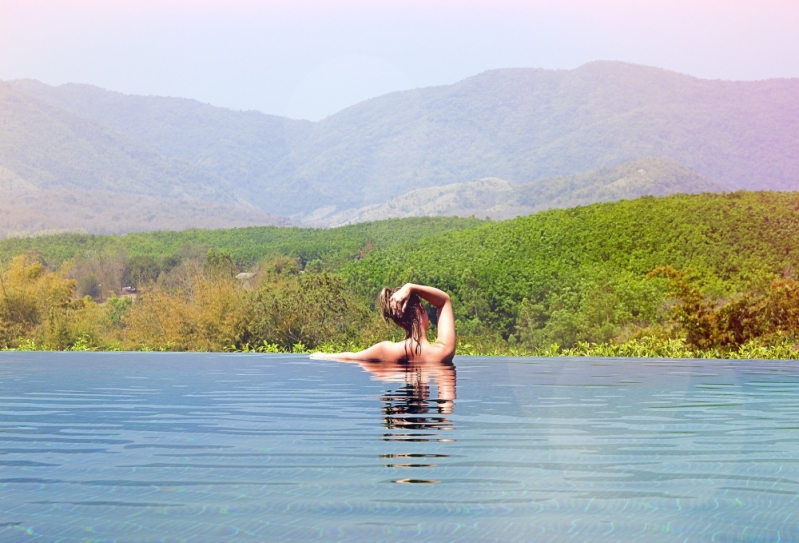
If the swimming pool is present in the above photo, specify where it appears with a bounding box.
[1,353,798,542]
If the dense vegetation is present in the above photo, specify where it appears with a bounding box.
[340,191,799,350]
[0,216,482,269]
[3,193,799,358]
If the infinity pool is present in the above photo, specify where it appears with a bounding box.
[1,353,798,542]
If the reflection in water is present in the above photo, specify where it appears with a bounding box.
[347,359,456,482]
[352,359,456,438]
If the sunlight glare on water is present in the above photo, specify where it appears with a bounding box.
[1,352,799,542]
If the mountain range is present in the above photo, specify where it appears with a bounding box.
[2,61,798,236]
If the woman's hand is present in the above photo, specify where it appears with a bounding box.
[389,283,413,316]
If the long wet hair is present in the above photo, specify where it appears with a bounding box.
[379,286,425,355]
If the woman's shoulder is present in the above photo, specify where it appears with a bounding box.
[427,340,455,362]
[388,340,453,364]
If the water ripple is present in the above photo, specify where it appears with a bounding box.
[2,352,799,542]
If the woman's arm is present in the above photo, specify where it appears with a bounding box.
[391,284,455,354]
[310,341,402,362]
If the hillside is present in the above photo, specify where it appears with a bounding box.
[263,62,799,218]
[0,189,286,238]
[9,79,312,211]
[7,61,799,224]
[0,82,285,237]
[322,158,725,225]
[4,192,799,354]
[341,191,799,344]
[0,216,483,269]
[0,82,230,200]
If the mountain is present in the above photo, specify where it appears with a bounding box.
[320,158,728,225]
[0,82,230,200]
[4,61,799,228]
[0,82,286,237]
[266,61,798,219]
[9,79,312,210]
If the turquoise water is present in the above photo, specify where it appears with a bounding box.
[1,353,799,542]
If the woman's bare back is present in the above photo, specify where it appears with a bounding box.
[310,283,455,363]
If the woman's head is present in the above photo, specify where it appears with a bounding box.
[379,286,428,353]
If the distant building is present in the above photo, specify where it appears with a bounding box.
[236,272,255,289]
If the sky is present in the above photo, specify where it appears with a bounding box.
[1,0,798,121]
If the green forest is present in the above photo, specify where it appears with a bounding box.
[3,192,799,358]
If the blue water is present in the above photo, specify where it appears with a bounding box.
[1,353,799,542]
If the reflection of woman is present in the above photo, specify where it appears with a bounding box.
[356,358,457,416]
[311,283,455,363]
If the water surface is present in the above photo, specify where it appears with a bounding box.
[1,353,798,542]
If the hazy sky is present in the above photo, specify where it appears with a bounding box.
[1,0,797,121]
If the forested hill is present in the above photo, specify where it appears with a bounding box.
[341,191,799,345]
[0,81,285,237]
[9,78,312,204]
[0,216,483,269]
[2,192,796,290]
[7,62,799,223]
[3,192,799,354]
[207,61,799,216]
[0,81,228,200]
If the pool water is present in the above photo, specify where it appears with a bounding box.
[1,353,799,542]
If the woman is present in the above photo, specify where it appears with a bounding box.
[311,283,455,363]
